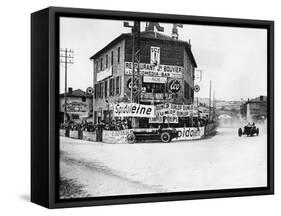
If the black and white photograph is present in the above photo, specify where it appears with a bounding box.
[58,17,268,199]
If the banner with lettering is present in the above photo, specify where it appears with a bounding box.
[113,103,156,118]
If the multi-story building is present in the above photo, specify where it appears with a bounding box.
[90,24,197,127]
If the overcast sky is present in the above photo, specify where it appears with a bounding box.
[60,17,267,101]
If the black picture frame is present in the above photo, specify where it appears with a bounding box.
[31,6,274,208]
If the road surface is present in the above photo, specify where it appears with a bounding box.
[60,126,267,198]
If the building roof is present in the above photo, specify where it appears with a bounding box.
[90,31,197,67]
[59,89,92,98]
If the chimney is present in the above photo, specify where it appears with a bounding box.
[68,87,73,95]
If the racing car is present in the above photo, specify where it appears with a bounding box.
[126,128,178,144]
[238,123,259,137]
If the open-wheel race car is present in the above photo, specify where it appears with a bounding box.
[126,128,178,144]
[238,123,259,137]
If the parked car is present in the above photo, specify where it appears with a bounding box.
[238,123,259,137]
[126,128,178,144]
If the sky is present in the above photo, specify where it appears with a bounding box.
[60,17,267,101]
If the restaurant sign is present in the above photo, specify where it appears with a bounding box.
[125,62,183,78]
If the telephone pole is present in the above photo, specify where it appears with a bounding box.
[208,80,212,123]
[123,21,140,103]
[60,48,74,122]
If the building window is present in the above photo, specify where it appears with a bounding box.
[100,82,103,98]
[116,76,120,95]
[104,80,108,98]
[117,47,120,64]
[95,61,98,73]
[94,84,99,99]
[100,58,103,71]
[184,81,189,99]
[106,54,108,68]
[82,97,86,102]
[109,78,115,96]
[111,50,114,66]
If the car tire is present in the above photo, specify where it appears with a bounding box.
[127,133,136,144]
[161,132,171,143]
[256,128,259,136]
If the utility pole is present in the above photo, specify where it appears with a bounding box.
[208,80,212,124]
[60,48,74,122]
[124,21,140,103]
[124,21,140,128]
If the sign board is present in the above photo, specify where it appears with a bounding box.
[86,87,94,95]
[65,102,87,113]
[169,80,181,93]
[155,103,198,117]
[143,76,167,83]
[141,93,172,100]
[150,46,160,66]
[113,103,155,118]
[194,85,200,93]
[125,62,183,78]
[149,116,178,124]
[97,66,112,82]
[127,78,139,92]
[176,127,205,141]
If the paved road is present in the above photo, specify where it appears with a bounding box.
[60,126,267,198]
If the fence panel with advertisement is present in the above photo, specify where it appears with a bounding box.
[176,127,205,141]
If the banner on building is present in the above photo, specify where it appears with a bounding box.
[149,116,178,124]
[143,76,167,83]
[155,103,198,117]
[125,62,183,78]
[150,46,160,66]
[113,103,156,118]
[176,127,205,141]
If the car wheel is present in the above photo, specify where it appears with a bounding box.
[256,128,259,136]
[161,132,171,143]
[127,133,136,144]
[238,128,242,137]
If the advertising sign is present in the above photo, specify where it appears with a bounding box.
[125,62,183,78]
[155,103,198,117]
[113,103,155,118]
[194,84,200,92]
[149,116,178,124]
[143,76,167,83]
[141,93,172,101]
[150,46,160,66]
[97,66,112,82]
[176,127,205,141]
[65,102,87,113]
[169,80,181,93]
[127,78,139,92]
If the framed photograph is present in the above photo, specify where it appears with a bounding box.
[31,7,274,208]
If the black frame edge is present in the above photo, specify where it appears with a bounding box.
[31,8,51,208]
[31,6,274,209]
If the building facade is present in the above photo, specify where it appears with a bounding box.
[90,26,197,127]
[240,96,267,121]
[59,88,93,122]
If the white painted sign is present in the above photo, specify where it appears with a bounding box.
[143,76,167,83]
[125,62,183,78]
[149,116,178,124]
[113,103,156,118]
[176,127,205,141]
[150,46,160,66]
[96,66,112,82]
